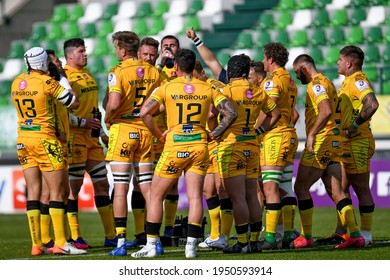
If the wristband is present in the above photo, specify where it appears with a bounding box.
[157,64,163,71]
[255,126,265,136]
[100,128,107,138]
[193,37,204,47]
[352,120,360,128]
[78,118,86,127]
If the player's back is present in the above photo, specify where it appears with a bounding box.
[220,79,270,144]
[109,58,160,127]
[11,72,64,138]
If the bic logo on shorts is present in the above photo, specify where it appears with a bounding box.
[177,152,190,158]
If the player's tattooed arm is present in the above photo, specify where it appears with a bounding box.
[356,92,379,125]
[209,99,237,140]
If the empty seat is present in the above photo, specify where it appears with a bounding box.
[183,15,200,32]
[187,0,203,15]
[297,0,314,9]
[78,2,103,24]
[46,22,63,40]
[349,7,366,26]
[253,47,264,61]
[255,30,271,47]
[325,0,351,10]
[382,81,390,95]
[68,3,84,22]
[197,0,222,16]
[29,23,47,43]
[346,26,364,45]
[364,45,380,64]
[274,29,290,46]
[102,2,118,20]
[328,27,345,45]
[360,6,386,27]
[365,26,383,44]
[50,4,68,23]
[329,9,348,27]
[287,10,312,31]
[290,30,308,47]
[159,15,184,36]
[274,11,293,29]
[309,46,324,65]
[257,12,274,30]
[81,22,97,38]
[234,31,253,49]
[315,0,331,8]
[276,0,295,10]
[133,18,148,36]
[350,0,369,6]
[136,1,152,17]
[112,1,137,22]
[92,38,110,56]
[312,9,329,27]
[152,0,170,17]
[114,18,133,33]
[63,21,80,40]
[381,45,390,63]
[163,0,189,19]
[96,20,113,38]
[364,66,378,81]
[216,49,231,67]
[149,16,165,35]
[310,28,327,46]
[8,40,25,59]
[324,47,340,65]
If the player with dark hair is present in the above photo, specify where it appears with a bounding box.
[63,38,117,249]
[192,61,232,250]
[104,31,161,256]
[260,42,299,250]
[11,46,83,255]
[291,54,365,249]
[317,45,379,247]
[131,48,237,258]
[216,54,280,254]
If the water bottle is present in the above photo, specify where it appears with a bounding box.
[164,47,174,69]
[91,107,101,138]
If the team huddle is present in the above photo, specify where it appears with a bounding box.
[11,26,379,258]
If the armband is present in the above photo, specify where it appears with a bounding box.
[193,37,204,47]
[157,64,163,71]
[255,126,265,136]
[352,120,360,128]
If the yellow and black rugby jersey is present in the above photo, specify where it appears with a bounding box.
[206,77,226,91]
[337,71,375,138]
[11,72,66,138]
[107,57,160,127]
[64,65,98,120]
[150,76,227,144]
[219,78,276,143]
[161,65,177,80]
[262,67,297,132]
[305,73,340,136]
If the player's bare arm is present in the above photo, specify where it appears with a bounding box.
[209,99,237,140]
[140,98,165,141]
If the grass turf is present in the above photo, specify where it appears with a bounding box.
[1,207,390,260]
